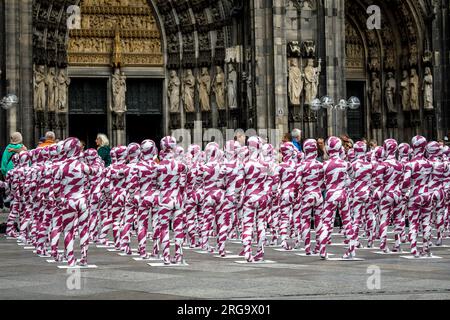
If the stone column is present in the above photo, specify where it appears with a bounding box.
[272,0,289,140]
[5,0,33,147]
[0,0,6,147]
[323,0,346,137]
[251,0,273,134]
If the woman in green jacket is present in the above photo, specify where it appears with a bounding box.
[1,132,27,178]
[96,133,111,167]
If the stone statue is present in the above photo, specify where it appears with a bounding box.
[112,26,123,68]
[212,66,226,110]
[34,65,46,112]
[303,58,321,105]
[423,67,433,110]
[370,72,381,114]
[288,58,303,106]
[111,68,127,113]
[400,70,410,112]
[197,67,211,112]
[385,72,397,113]
[56,69,71,114]
[168,70,181,113]
[410,68,420,111]
[46,67,58,112]
[227,63,238,109]
[182,69,196,113]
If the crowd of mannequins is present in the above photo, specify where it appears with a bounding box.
[0,134,449,267]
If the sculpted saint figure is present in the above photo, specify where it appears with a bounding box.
[423,67,433,110]
[197,68,211,112]
[370,72,382,114]
[183,69,196,113]
[304,58,321,105]
[57,69,71,114]
[46,68,58,112]
[385,72,397,113]
[227,64,238,109]
[168,70,181,114]
[410,68,420,111]
[288,59,303,106]
[400,70,410,112]
[212,66,226,110]
[34,65,46,112]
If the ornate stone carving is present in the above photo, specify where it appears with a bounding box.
[168,70,181,114]
[287,41,301,58]
[68,0,163,67]
[197,68,211,112]
[370,72,382,114]
[46,67,58,112]
[227,64,238,110]
[400,70,411,112]
[385,72,397,114]
[303,58,321,105]
[288,58,303,106]
[423,67,433,110]
[57,69,71,114]
[212,66,226,111]
[111,68,127,129]
[410,68,420,111]
[34,65,46,112]
[302,40,316,58]
[182,69,196,113]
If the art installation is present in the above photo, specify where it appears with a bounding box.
[3,134,449,268]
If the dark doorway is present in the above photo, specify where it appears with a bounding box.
[69,78,108,149]
[69,114,107,149]
[346,81,366,140]
[126,114,163,145]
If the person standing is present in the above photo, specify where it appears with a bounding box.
[96,134,111,167]
[37,131,56,149]
[291,129,302,152]
[1,132,27,178]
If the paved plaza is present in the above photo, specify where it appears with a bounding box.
[1,212,450,300]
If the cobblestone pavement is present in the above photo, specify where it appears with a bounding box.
[1,212,450,300]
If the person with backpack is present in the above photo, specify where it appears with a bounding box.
[1,132,27,178]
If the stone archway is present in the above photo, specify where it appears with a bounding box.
[344,0,434,143]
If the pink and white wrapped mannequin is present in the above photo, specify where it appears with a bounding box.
[200,143,225,253]
[349,141,373,249]
[96,148,115,246]
[136,140,159,258]
[120,143,142,254]
[277,142,299,251]
[183,144,203,248]
[318,136,355,260]
[294,139,324,255]
[426,141,447,246]
[53,138,92,266]
[108,146,128,250]
[403,136,433,257]
[84,149,105,244]
[156,136,187,264]
[378,139,404,252]
[241,137,269,262]
[217,140,244,256]
[366,146,385,247]
[17,151,32,244]
[262,143,280,246]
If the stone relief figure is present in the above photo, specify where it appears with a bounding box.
[385,72,397,113]
[227,63,238,109]
[410,68,420,111]
[400,70,410,112]
[423,67,433,110]
[56,69,71,114]
[46,67,58,112]
[212,66,226,110]
[34,65,46,112]
[303,58,321,105]
[197,67,211,112]
[288,58,303,106]
[168,70,181,114]
[111,68,127,129]
[182,69,196,113]
[370,72,382,114]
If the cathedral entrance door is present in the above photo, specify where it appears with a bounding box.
[346,81,366,140]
